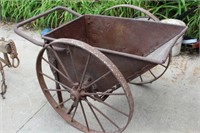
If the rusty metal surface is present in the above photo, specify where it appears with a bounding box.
[44,15,187,82]
[46,16,86,42]
[45,15,186,56]
[84,15,185,56]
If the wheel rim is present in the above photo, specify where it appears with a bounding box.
[36,39,134,133]
[103,4,160,22]
[130,54,171,85]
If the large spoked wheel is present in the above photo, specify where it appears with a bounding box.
[36,39,134,133]
[129,54,171,85]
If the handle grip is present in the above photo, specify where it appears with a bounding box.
[14,6,81,47]
[103,4,159,22]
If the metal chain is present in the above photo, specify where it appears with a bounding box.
[8,40,20,68]
[0,38,20,99]
[0,61,7,99]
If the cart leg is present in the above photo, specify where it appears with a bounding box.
[54,61,64,107]
[55,75,64,107]
[0,62,7,99]
[48,57,64,106]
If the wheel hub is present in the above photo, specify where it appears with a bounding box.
[70,85,85,101]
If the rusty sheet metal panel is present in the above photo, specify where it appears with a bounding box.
[84,15,185,57]
[44,15,186,59]
[44,15,186,83]
[103,52,156,82]
[46,17,87,43]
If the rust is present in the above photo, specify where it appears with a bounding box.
[14,5,187,133]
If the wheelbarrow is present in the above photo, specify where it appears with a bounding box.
[14,5,187,133]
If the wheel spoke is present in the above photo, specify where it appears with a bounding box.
[85,70,112,89]
[56,98,71,108]
[44,88,68,92]
[49,45,74,84]
[84,92,125,96]
[86,100,120,130]
[40,72,71,92]
[160,64,167,68]
[80,53,91,87]
[42,57,74,85]
[80,101,90,131]
[88,95,129,117]
[139,75,143,82]
[149,70,157,79]
[86,100,105,132]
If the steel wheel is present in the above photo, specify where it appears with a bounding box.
[103,4,160,22]
[36,39,133,133]
[129,54,171,85]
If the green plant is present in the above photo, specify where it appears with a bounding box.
[148,0,200,39]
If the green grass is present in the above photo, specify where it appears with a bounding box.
[0,0,199,39]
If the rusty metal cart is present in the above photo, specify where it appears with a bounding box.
[14,5,187,133]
